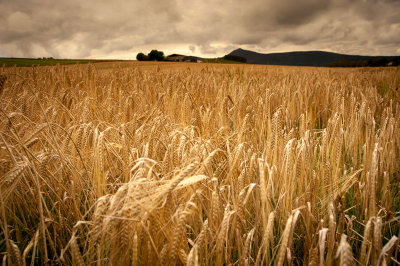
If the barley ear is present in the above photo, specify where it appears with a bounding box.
[70,236,85,266]
[318,228,328,266]
[275,214,293,266]
[335,234,353,266]
[9,240,23,266]
[360,217,373,264]
[263,211,275,263]
[0,74,6,93]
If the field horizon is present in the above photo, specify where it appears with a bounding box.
[3,47,400,68]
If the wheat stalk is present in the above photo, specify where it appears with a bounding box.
[1,62,399,265]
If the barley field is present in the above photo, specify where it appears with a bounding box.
[0,62,399,265]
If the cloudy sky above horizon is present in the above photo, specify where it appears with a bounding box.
[1,0,400,59]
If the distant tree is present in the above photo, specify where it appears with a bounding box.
[391,57,400,66]
[329,59,369,67]
[148,50,164,61]
[223,54,247,63]
[329,59,348,67]
[136,52,148,61]
[367,57,387,67]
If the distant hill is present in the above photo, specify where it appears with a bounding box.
[228,48,399,67]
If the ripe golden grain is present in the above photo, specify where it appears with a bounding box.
[0,63,399,265]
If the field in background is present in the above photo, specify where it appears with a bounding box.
[0,58,125,67]
[0,63,399,265]
[202,58,245,64]
[0,57,245,68]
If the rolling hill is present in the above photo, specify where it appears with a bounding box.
[228,48,399,66]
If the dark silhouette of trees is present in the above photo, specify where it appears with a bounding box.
[136,50,164,61]
[368,57,387,67]
[223,54,247,63]
[329,57,400,67]
[136,52,148,61]
[148,50,164,61]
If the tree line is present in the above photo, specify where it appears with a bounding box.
[329,57,400,67]
[136,50,165,61]
[222,55,247,63]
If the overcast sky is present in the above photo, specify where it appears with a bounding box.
[1,0,399,59]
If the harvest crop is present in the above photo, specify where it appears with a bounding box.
[0,63,399,265]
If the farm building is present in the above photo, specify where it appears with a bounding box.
[166,54,203,63]
[166,54,186,62]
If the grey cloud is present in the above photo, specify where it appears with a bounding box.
[199,43,219,55]
[272,0,331,25]
[0,0,399,58]
[0,0,182,58]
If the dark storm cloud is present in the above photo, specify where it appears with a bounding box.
[241,0,331,28]
[0,0,399,58]
[0,0,183,58]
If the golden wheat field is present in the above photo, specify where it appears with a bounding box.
[0,62,399,265]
